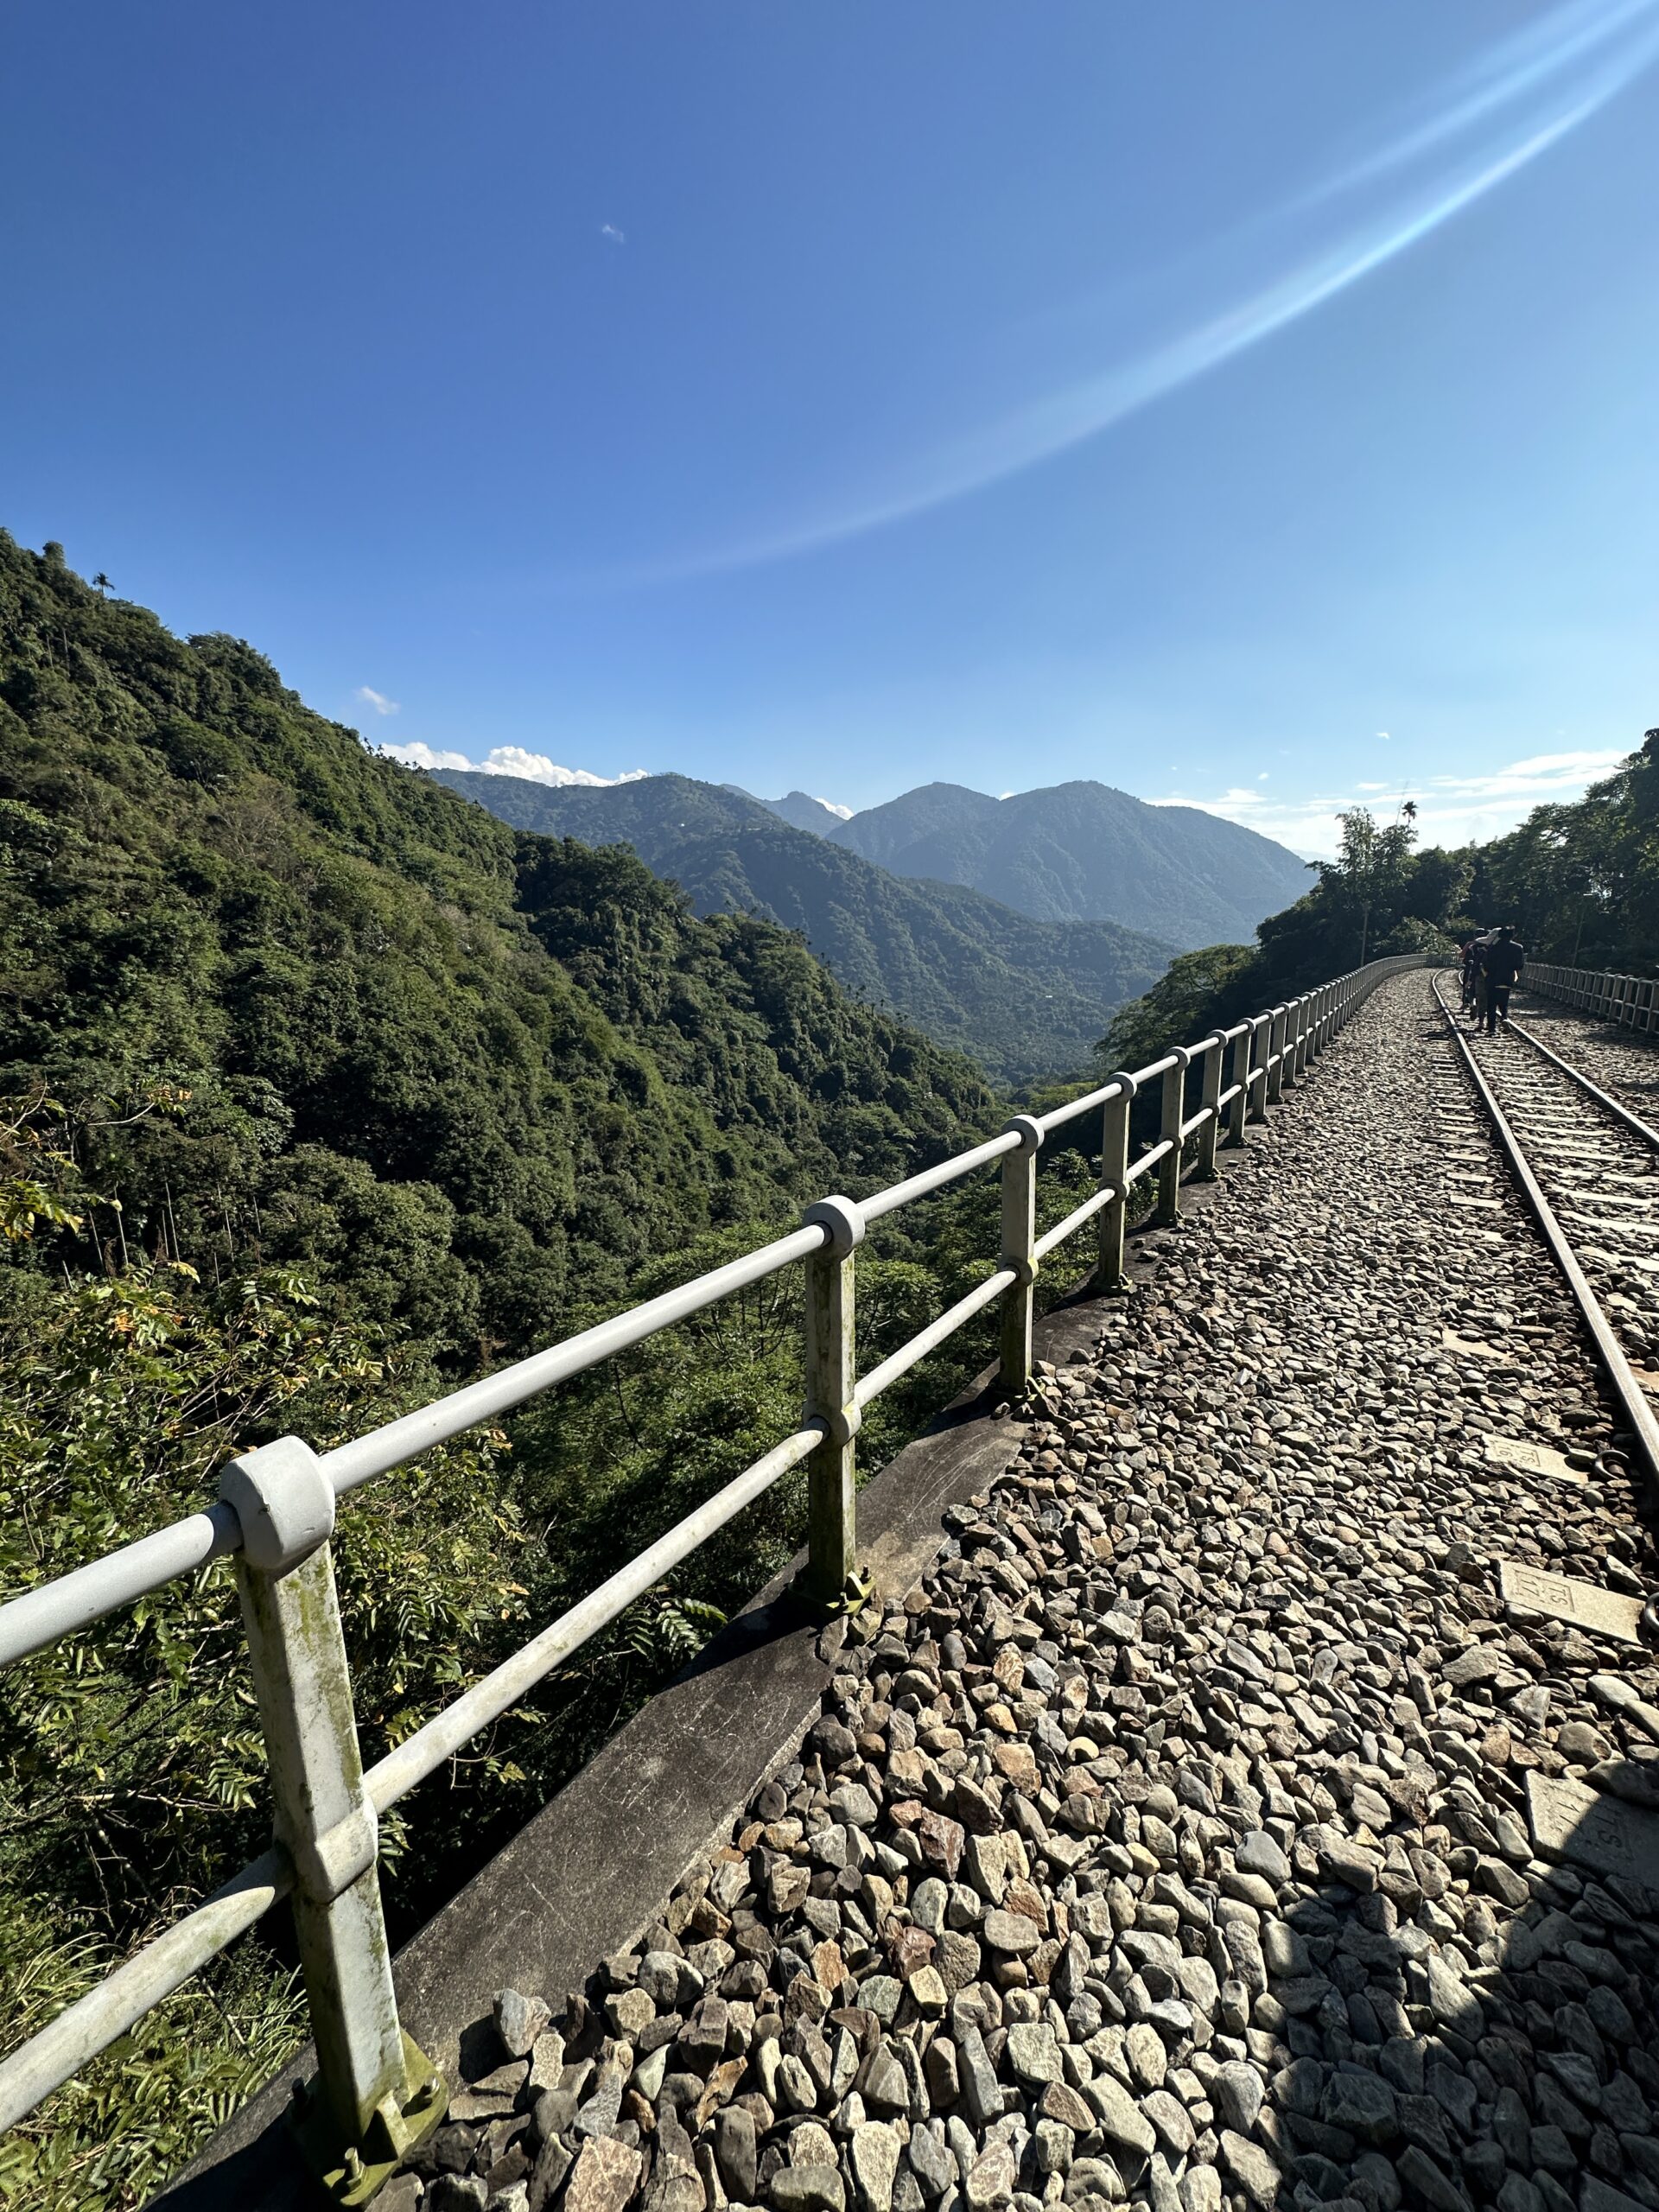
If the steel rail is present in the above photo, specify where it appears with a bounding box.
[1431,971,1659,1493]
[1503,1015,1659,1153]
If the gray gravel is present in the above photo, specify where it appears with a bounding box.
[405,971,1659,2212]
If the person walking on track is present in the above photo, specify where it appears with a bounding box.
[1459,938,1480,1014]
[1479,925,1526,1034]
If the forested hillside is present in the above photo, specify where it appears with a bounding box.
[434,769,1172,1079]
[828,777,1311,945]
[0,536,1069,2207]
[0,539,1001,1360]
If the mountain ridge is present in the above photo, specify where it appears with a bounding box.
[828,777,1309,946]
[431,770,1173,1081]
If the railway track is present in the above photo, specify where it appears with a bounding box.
[1433,967,1659,1491]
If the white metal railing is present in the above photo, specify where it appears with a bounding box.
[0,951,1429,2195]
[1524,960,1657,1036]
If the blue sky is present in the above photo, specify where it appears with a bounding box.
[3,1,1656,857]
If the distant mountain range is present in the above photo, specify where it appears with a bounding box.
[826,780,1310,945]
[430,772,1173,1081]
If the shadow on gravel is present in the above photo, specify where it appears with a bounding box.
[1262,1805,1659,2212]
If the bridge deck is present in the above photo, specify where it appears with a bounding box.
[171,970,1659,2212]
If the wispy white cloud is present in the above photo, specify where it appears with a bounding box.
[1424,747,1627,801]
[354,685,399,716]
[599,223,626,246]
[812,795,855,819]
[377,739,649,788]
[1154,745,1631,858]
[620,0,1659,581]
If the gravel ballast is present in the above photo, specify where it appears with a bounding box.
[399,970,1659,2212]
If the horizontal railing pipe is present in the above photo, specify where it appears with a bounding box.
[0,1847,289,2135]
[0,1501,245,1669]
[1033,1076,1127,1137]
[859,1127,1024,1222]
[1033,1185,1116,1262]
[855,1268,1017,1408]
[366,1423,823,1815]
[321,1224,829,1496]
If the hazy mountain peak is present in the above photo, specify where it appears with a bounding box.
[830,775,1307,946]
[727,785,855,836]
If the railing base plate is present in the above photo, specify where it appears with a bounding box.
[291,2031,448,2207]
[795,1563,876,1633]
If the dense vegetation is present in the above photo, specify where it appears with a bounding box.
[435,770,1172,1081]
[1102,733,1657,1068]
[1466,729,1659,970]
[1,541,1005,1363]
[1,535,1119,2206]
[826,777,1312,946]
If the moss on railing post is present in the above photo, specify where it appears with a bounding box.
[998,1116,1042,1396]
[800,1197,863,1611]
[1099,1075,1137,1288]
[222,1440,444,2204]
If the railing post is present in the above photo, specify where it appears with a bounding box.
[1099,1074,1137,1289]
[801,1197,864,1610]
[1294,995,1313,1079]
[1280,999,1300,1087]
[220,1441,444,2202]
[999,1116,1042,1395]
[1266,1006,1287,1106]
[1226,1024,1250,1145]
[1248,1013,1270,1122]
[1157,1048,1189,1224]
[1195,1033,1224,1178]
